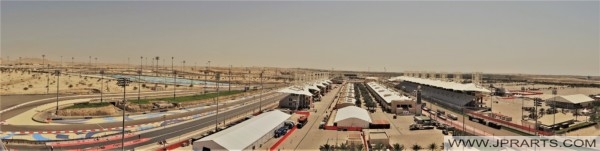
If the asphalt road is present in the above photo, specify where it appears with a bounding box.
[0,90,204,121]
[0,91,272,132]
[7,93,287,150]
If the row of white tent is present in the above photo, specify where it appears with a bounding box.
[389,76,491,93]
[276,80,333,96]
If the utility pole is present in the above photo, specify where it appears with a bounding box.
[116,78,131,151]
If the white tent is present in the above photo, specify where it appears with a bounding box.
[548,94,594,104]
[193,110,291,151]
[334,106,372,128]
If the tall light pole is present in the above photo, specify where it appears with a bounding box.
[552,88,557,126]
[100,70,104,102]
[259,70,264,112]
[172,57,176,103]
[71,57,74,66]
[214,73,221,132]
[54,70,61,115]
[228,65,232,92]
[42,54,45,67]
[138,56,143,101]
[116,77,131,151]
[205,61,211,94]
[94,57,98,68]
[47,64,50,94]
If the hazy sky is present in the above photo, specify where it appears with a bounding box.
[2,1,598,76]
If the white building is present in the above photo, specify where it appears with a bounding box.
[192,110,291,151]
[334,106,372,128]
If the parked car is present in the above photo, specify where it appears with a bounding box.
[438,115,448,120]
[448,114,458,120]
[297,123,305,129]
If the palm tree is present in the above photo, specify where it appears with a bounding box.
[411,144,422,151]
[393,143,404,151]
[339,143,349,150]
[374,143,385,151]
[319,144,332,151]
[428,143,437,151]
[357,143,364,151]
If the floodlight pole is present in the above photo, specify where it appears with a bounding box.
[116,78,130,151]
[55,70,61,115]
[139,56,143,101]
[259,71,264,112]
[215,73,221,132]
[172,56,176,103]
[100,70,104,102]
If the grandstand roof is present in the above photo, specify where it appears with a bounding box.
[335,106,372,123]
[389,76,491,93]
[196,110,291,150]
[367,82,412,104]
[548,94,595,104]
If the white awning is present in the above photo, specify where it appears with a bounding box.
[277,86,312,96]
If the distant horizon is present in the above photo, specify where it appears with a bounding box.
[2,1,598,76]
[2,57,599,77]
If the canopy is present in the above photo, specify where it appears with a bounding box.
[306,84,320,91]
[277,86,313,96]
[547,94,594,104]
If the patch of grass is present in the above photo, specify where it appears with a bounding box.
[130,90,244,104]
[64,102,111,109]
[556,122,597,134]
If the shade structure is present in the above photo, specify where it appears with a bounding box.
[277,86,312,96]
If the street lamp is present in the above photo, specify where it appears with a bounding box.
[100,70,105,102]
[214,72,221,132]
[116,77,131,151]
[54,70,61,115]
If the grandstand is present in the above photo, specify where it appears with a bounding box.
[390,76,490,110]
